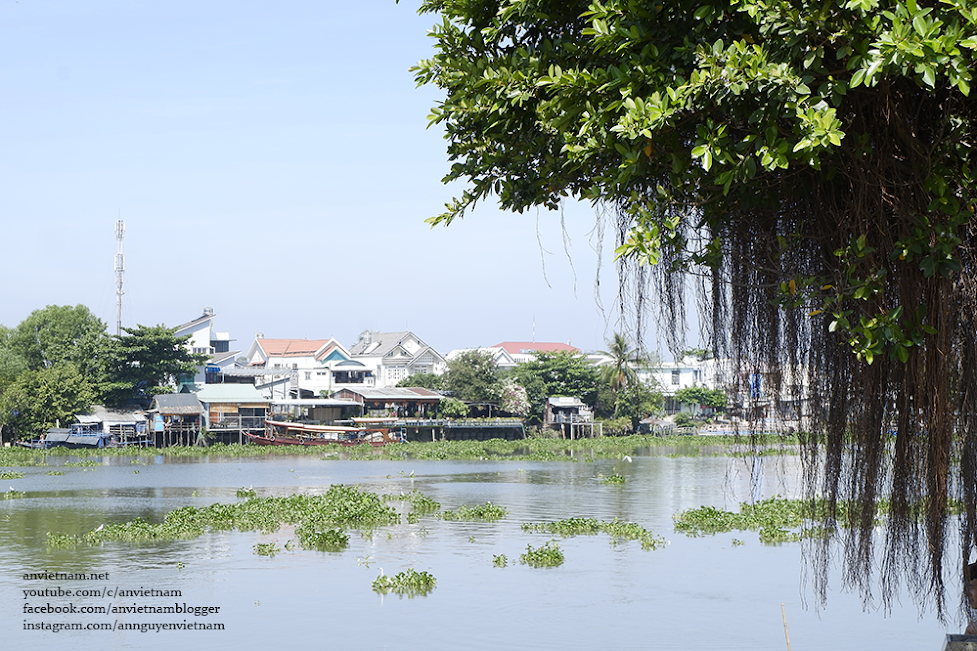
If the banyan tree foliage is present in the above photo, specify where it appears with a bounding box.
[412,0,977,616]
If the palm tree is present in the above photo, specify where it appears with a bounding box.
[600,333,642,416]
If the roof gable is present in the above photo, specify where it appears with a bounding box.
[256,338,338,358]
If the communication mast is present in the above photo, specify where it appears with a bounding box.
[115,220,125,336]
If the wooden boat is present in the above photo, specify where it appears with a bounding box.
[244,420,401,447]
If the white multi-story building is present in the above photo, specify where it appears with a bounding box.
[244,336,370,398]
[348,331,447,388]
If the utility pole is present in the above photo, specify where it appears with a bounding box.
[115,219,125,336]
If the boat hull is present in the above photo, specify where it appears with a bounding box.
[246,421,400,447]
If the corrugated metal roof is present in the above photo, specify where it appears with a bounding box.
[339,387,443,401]
[152,393,204,414]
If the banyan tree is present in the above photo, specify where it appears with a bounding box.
[413,0,977,617]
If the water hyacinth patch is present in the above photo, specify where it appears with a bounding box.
[385,490,440,513]
[493,554,508,567]
[2,490,25,500]
[671,496,887,543]
[296,527,348,552]
[522,517,665,551]
[253,542,280,557]
[236,486,258,499]
[520,541,565,568]
[600,474,626,484]
[437,502,508,521]
[46,484,400,549]
[372,568,437,598]
[0,471,24,480]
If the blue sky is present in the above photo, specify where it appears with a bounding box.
[0,1,665,356]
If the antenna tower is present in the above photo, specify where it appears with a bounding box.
[115,220,125,335]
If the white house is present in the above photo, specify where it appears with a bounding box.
[445,346,519,370]
[173,308,237,386]
[446,341,582,371]
[244,336,368,397]
[489,341,580,366]
[348,331,447,388]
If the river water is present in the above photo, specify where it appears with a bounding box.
[0,451,956,650]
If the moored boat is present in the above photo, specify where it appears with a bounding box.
[244,420,401,447]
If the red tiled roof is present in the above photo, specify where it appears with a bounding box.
[493,342,580,355]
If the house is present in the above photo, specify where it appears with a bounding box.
[445,346,519,370]
[267,397,362,425]
[544,396,598,439]
[348,331,447,387]
[331,387,443,419]
[75,405,150,441]
[244,336,368,397]
[489,342,581,367]
[150,393,204,445]
[32,406,152,448]
[193,384,269,442]
[174,308,238,386]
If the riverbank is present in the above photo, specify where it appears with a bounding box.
[0,432,801,465]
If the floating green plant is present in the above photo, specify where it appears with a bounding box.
[253,542,280,556]
[236,486,257,499]
[2,490,26,500]
[522,517,665,551]
[372,568,437,598]
[64,459,100,467]
[493,554,508,567]
[732,538,745,546]
[296,527,348,552]
[47,471,64,476]
[671,496,886,544]
[0,471,24,480]
[520,541,564,568]
[600,474,626,484]
[437,502,508,521]
[47,484,400,549]
[385,490,440,513]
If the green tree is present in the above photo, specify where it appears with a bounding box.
[0,363,95,439]
[99,325,207,407]
[614,381,664,430]
[397,372,446,391]
[438,396,470,419]
[413,0,977,613]
[673,386,727,414]
[8,305,107,378]
[510,351,603,423]
[598,332,649,416]
[444,350,501,403]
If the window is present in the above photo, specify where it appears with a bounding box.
[305,372,311,380]
[671,370,680,385]
[388,367,407,382]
